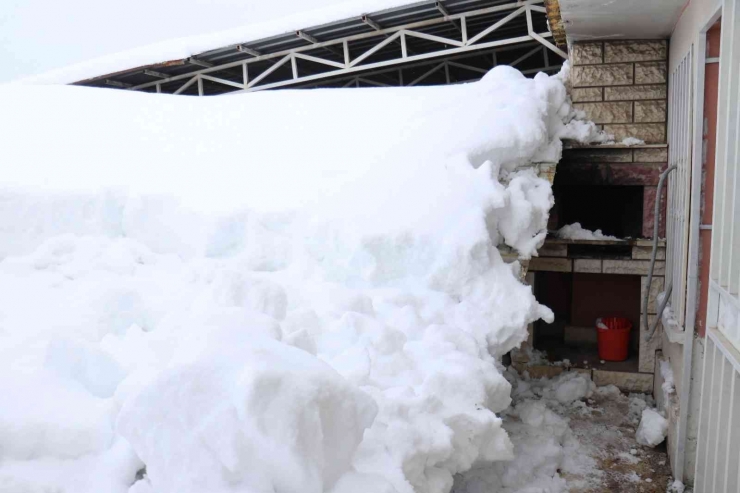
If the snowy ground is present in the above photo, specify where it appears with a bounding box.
[454,368,679,493]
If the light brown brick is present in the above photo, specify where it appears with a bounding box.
[572,42,603,65]
[525,366,566,379]
[603,123,666,144]
[528,257,572,272]
[634,100,667,123]
[634,238,666,247]
[572,64,633,87]
[633,148,668,162]
[632,245,666,260]
[571,87,603,102]
[574,101,633,124]
[603,259,665,275]
[604,84,667,101]
[574,259,602,273]
[604,40,667,63]
[564,148,633,162]
[593,370,653,393]
[538,243,567,257]
[635,61,667,84]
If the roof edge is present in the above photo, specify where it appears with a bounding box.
[544,0,566,48]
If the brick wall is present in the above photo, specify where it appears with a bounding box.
[570,40,668,144]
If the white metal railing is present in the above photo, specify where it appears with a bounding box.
[666,49,693,329]
[694,0,740,489]
[708,0,740,351]
[693,328,740,492]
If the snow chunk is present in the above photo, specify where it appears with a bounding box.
[595,384,622,398]
[117,332,376,493]
[660,359,675,398]
[621,137,645,146]
[0,371,115,461]
[556,223,618,241]
[668,479,685,492]
[628,394,652,425]
[545,371,595,404]
[636,408,668,447]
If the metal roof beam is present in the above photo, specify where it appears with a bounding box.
[143,69,170,79]
[509,44,544,67]
[105,79,132,88]
[295,30,346,60]
[237,45,262,57]
[295,30,320,44]
[525,6,567,58]
[361,13,421,57]
[123,1,548,94]
[435,1,450,17]
[292,41,548,88]
[174,76,198,95]
[187,57,213,68]
[237,33,548,93]
[435,1,464,34]
[361,14,383,31]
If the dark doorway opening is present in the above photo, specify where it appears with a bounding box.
[533,271,641,371]
[552,185,644,238]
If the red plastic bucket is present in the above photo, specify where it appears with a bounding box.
[596,317,632,361]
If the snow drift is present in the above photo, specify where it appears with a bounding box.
[0,65,598,493]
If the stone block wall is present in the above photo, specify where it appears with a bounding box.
[571,40,668,144]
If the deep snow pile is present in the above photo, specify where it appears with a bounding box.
[0,66,599,493]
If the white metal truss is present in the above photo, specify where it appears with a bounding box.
[127,1,565,96]
[307,44,556,89]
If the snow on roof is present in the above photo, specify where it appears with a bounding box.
[11,0,437,86]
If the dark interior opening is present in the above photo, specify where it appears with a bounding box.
[552,185,644,238]
[533,271,641,371]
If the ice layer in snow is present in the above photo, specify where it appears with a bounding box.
[555,222,618,241]
[0,65,599,493]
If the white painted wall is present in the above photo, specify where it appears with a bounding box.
[670,0,722,71]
